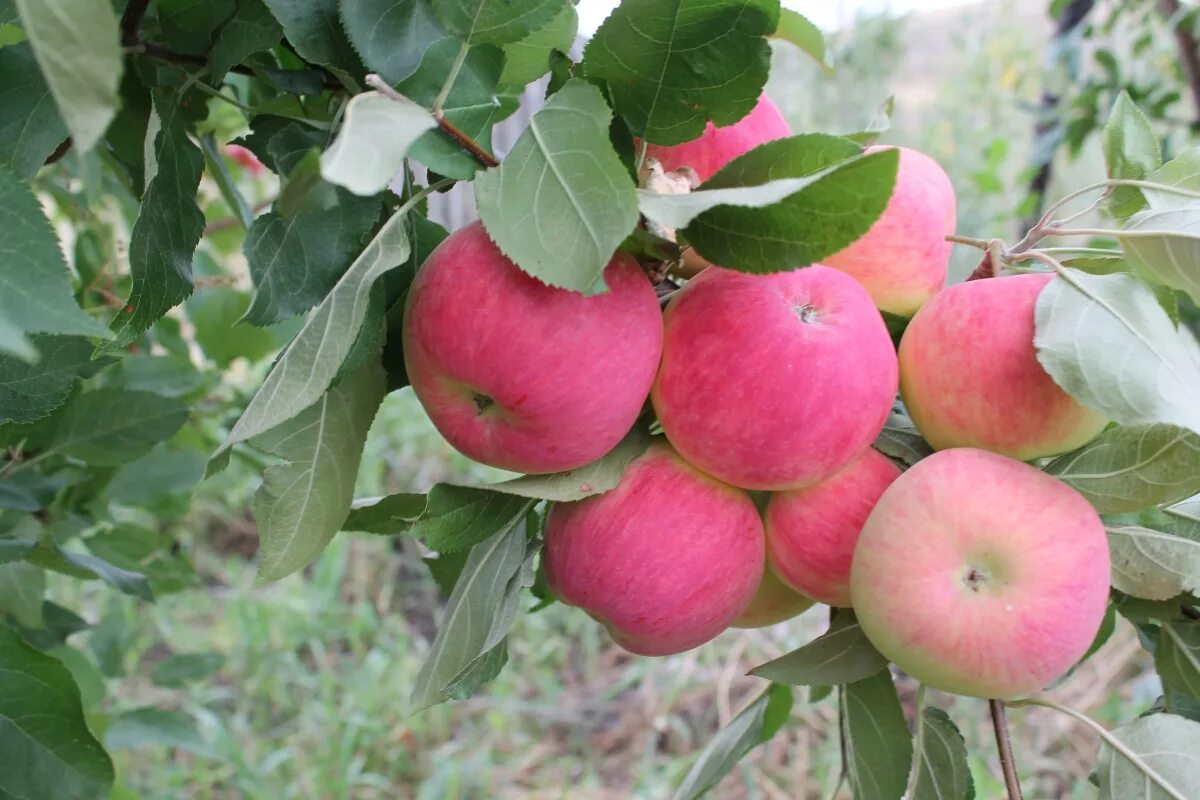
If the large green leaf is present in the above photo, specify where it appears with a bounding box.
[1103,90,1160,220]
[410,517,536,711]
[681,136,899,273]
[210,0,284,82]
[0,167,110,347]
[109,93,205,347]
[0,626,113,799]
[38,388,189,467]
[0,560,44,627]
[909,707,974,800]
[188,287,280,368]
[842,670,913,800]
[13,0,121,152]
[1143,148,1200,211]
[1121,206,1200,308]
[749,612,889,686]
[1096,713,1200,799]
[252,359,386,582]
[497,3,577,89]
[0,42,66,178]
[673,684,793,800]
[1045,424,1200,513]
[319,90,436,195]
[1158,621,1200,700]
[341,0,451,84]
[475,79,638,294]
[343,493,426,534]
[582,0,777,145]
[0,336,94,423]
[1035,270,1200,434]
[263,0,362,74]
[432,0,562,44]
[1106,525,1200,601]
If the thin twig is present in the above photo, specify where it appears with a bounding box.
[990,699,1024,800]
[364,73,498,169]
[119,0,152,47]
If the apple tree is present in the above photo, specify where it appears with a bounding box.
[0,0,1199,798]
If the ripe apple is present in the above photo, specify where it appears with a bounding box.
[821,146,956,316]
[850,448,1111,699]
[403,221,663,474]
[643,94,791,183]
[543,441,765,656]
[899,272,1108,459]
[652,265,898,490]
[733,565,816,628]
[766,448,901,607]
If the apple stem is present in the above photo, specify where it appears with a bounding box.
[990,699,1024,800]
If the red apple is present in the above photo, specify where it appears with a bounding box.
[543,441,764,656]
[850,448,1111,699]
[643,94,791,183]
[733,565,816,628]
[652,266,898,490]
[766,448,901,607]
[899,272,1108,459]
[403,221,663,474]
[822,146,956,316]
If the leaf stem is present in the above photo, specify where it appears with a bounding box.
[433,40,472,116]
[365,74,498,169]
[990,699,1023,800]
[904,684,928,799]
[1006,698,1190,800]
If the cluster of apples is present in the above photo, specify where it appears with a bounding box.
[402,96,1111,700]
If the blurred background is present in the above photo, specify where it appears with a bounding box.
[42,0,1200,797]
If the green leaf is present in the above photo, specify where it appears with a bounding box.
[0,42,66,178]
[40,389,189,467]
[682,136,899,273]
[155,0,236,54]
[276,148,338,217]
[1158,621,1200,700]
[673,683,793,800]
[1167,498,1200,537]
[0,166,111,344]
[1121,206,1200,308]
[0,561,44,627]
[1044,424,1200,513]
[343,493,427,534]
[1142,147,1200,211]
[106,446,205,506]
[909,706,973,800]
[749,612,889,686]
[150,652,225,688]
[188,288,280,368]
[105,707,215,758]
[1106,525,1200,602]
[252,358,386,582]
[319,90,436,196]
[341,0,451,84]
[212,207,412,467]
[432,0,563,44]
[498,3,577,89]
[0,336,94,423]
[773,9,832,72]
[411,487,532,553]
[210,0,284,82]
[242,193,381,325]
[874,411,933,467]
[842,671,914,800]
[582,0,777,145]
[1103,91,1160,220]
[475,79,638,294]
[1095,713,1200,800]
[109,354,208,399]
[263,0,362,75]
[13,0,121,152]
[482,426,650,502]
[31,544,154,601]
[0,626,113,799]
[1034,270,1200,435]
[109,93,205,347]
[410,517,535,711]
[0,310,36,361]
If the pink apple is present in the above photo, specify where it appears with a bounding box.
[643,94,791,183]
[766,448,901,607]
[403,221,663,474]
[544,441,765,656]
[899,272,1108,459]
[822,146,956,316]
[733,565,816,628]
[850,448,1111,699]
[652,266,898,490]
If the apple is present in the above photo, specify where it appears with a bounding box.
[643,94,791,183]
[766,448,901,607]
[850,448,1111,699]
[821,146,956,317]
[403,221,663,474]
[733,565,816,628]
[652,265,898,490]
[898,272,1108,459]
[543,441,765,656]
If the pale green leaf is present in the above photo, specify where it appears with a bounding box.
[1121,206,1200,307]
[320,91,436,196]
[749,612,888,686]
[1106,525,1200,601]
[484,426,650,502]
[873,412,933,467]
[498,3,577,89]
[105,708,215,758]
[1096,713,1200,800]
[1158,621,1200,700]
[1103,90,1160,220]
[909,706,974,800]
[842,670,913,800]
[773,9,832,71]
[0,560,44,627]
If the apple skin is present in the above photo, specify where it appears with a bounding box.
[652,265,899,491]
[403,221,663,474]
[899,272,1108,460]
[733,565,816,628]
[643,94,791,183]
[821,146,956,317]
[766,448,901,608]
[543,441,765,656]
[850,448,1111,699]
